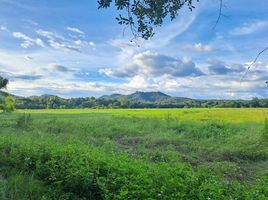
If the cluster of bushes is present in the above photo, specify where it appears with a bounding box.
[0,136,267,199]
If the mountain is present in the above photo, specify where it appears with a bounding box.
[99,93,125,101]
[0,91,8,98]
[99,91,192,103]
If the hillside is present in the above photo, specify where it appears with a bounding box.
[100,91,192,103]
[0,91,19,99]
[2,91,268,109]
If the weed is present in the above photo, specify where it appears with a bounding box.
[0,108,267,199]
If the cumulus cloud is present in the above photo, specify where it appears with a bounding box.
[207,59,245,75]
[66,27,84,34]
[102,51,203,78]
[184,43,213,52]
[230,20,268,36]
[12,32,45,48]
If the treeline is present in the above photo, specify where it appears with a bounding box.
[15,96,268,109]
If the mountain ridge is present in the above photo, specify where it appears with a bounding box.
[100,91,192,103]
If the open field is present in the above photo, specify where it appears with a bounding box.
[17,108,268,122]
[1,108,268,199]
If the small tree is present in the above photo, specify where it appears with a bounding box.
[0,76,8,90]
[2,96,15,113]
[0,76,15,113]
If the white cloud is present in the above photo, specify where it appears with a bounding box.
[12,32,45,48]
[184,43,213,52]
[0,26,7,31]
[89,41,95,46]
[123,75,151,90]
[230,20,268,36]
[25,55,33,61]
[74,40,95,47]
[66,27,84,34]
[36,29,57,39]
[35,29,95,52]
[102,51,203,78]
[146,13,197,49]
[48,39,80,52]
[35,38,45,47]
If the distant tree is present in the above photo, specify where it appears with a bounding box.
[0,76,8,90]
[119,97,130,108]
[251,97,260,108]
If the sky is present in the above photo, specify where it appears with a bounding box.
[0,0,268,99]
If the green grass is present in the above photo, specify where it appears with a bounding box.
[17,108,268,123]
[1,108,268,199]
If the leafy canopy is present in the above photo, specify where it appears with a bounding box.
[0,76,8,90]
[98,0,199,40]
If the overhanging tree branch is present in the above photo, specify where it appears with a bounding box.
[241,46,268,83]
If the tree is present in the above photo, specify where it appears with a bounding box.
[1,96,15,113]
[98,0,199,40]
[0,76,8,90]
[0,76,15,112]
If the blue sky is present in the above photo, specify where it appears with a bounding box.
[0,0,268,99]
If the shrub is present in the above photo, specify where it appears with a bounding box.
[0,137,267,200]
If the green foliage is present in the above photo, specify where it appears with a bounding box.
[98,0,199,39]
[13,92,268,109]
[262,118,268,140]
[16,114,33,128]
[0,110,268,199]
[0,170,48,200]
[0,76,8,90]
[1,96,15,113]
[0,137,266,200]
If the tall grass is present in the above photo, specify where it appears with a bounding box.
[0,109,267,199]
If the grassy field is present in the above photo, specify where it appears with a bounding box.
[1,108,268,199]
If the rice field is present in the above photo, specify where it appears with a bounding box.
[1,108,268,199]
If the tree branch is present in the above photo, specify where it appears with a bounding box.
[241,46,268,82]
[213,0,223,29]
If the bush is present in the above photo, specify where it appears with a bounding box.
[0,137,267,200]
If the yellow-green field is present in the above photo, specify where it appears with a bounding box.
[1,108,268,199]
[17,108,268,123]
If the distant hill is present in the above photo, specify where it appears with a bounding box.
[0,91,20,99]
[100,91,192,103]
[1,90,268,109]
[0,91,8,98]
